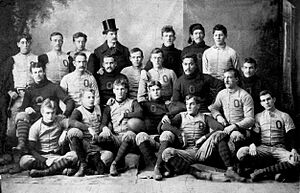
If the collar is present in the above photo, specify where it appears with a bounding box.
[41,119,55,126]
[100,41,122,53]
[212,43,227,50]
[183,68,200,80]
[32,78,50,88]
[191,41,208,48]
[161,44,175,50]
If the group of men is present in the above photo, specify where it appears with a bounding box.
[0,18,299,183]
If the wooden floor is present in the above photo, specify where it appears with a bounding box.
[2,169,299,193]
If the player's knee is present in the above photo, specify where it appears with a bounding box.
[122,130,136,143]
[15,112,30,123]
[67,128,83,140]
[135,132,149,146]
[236,146,250,161]
[159,131,175,142]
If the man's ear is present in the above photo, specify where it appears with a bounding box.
[273,97,276,103]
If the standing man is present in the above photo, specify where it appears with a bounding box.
[202,24,239,80]
[5,34,38,153]
[38,32,72,84]
[182,23,210,72]
[144,25,182,77]
[209,68,255,153]
[60,52,100,107]
[67,32,94,73]
[93,18,130,75]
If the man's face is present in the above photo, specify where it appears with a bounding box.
[113,84,128,101]
[50,35,63,51]
[191,29,205,44]
[186,98,200,116]
[17,38,31,54]
[102,57,116,73]
[149,85,161,101]
[129,51,143,67]
[74,37,86,51]
[242,62,256,78]
[31,67,45,84]
[182,58,196,75]
[150,53,163,69]
[162,32,175,47]
[213,30,226,45]
[41,106,56,123]
[74,55,87,73]
[260,94,276,111]
[105,31,118,44]
[224,71,238,89]
[81,91,95,109]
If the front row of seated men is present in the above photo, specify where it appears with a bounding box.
[13,59,299,182]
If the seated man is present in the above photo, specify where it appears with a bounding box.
[13,61,75,153]
[67,32,93,73]
[95,54,127,110]
[172,53,224,113]
[240,57,270,114]
[137,81,185,180]
[237,90,300,182]
[209,68,255,153]
[19,99,86,177]
[98,78,144,176]
[68,88,113,176]
[160,95,245,182]
[120,48,143,99]
[138,48,177,102]
[60,52,100,106]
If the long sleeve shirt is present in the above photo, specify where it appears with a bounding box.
[209,87,255,130]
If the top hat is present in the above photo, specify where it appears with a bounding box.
[102,18,119,34]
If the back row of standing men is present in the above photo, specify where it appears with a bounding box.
[0,18,298,182]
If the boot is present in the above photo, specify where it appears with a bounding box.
[225,167,246,182]
[88,152,105,175]
[74,162,87,177]
[109,161,118,176]
[62,168,78,176]
[154,165,163,181]
[12,120,30,153]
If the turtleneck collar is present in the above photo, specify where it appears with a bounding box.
[161,44,175,50]
[192,41,207,48]
[241,74,258,83]
[183,68,200,80]
[32,78,50,88]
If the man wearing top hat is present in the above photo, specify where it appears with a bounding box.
[92,18,130,75]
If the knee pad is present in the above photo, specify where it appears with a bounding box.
[236,146,250,161]
[15,112,30,123]
[135,132,149,146]
[67,128,83,140]
[159,131,175,142]
[122,130,136,142]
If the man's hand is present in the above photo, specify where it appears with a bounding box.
[161,115,171,124]
[25,107,36,114]
[100,126,112,139]
[182,132,187,148]
[216,115,227,126]
[195,136,206,148]
[249,143,257,156]
[224,124,237,135]
[106,98,115,106]
[97,67,104,75]
[88,127,97,141]
[8,91,18,100]
[140,70,149,81]
[290,149,300,164]
[58,130,67,146]
[117,112,125,125]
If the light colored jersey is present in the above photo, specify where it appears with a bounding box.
[12,52,38,88]
[28,115,68,153]
[77,105,101,139]
[45,51,70,84]
[121,66,141,98]
[209,87,254,129]
[255,108,295,146]
[202,45,239,80]
[60,70,100,106]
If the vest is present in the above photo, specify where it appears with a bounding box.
[77,105,101,139]
[45,51,70,84]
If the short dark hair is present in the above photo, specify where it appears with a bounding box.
[113,78,129,90]
[74,52,87,60]
[224,68,240,79]
[30,61,45,73]
[185,95,201,104]
[150,48,164,58]
[182,53,197,64]
[259,90,274,98]
[50,32,63,40]
[148,81,162,89]
[213,24,227,37]
[244,57,257,68]
[103,53,115,62]
[161,25,176,36]
[130,47,144,58]
[17,33,32,42]
[79,88,95,99]
[73,32,87,42]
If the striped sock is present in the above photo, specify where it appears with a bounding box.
[218,140,232,168]
[168,156,190,174]
[70,137,86,163]
[114,141,130,164]
[16,120,30,147]
[48,157,71,175]
[258,161,294,175]
[30,160,48,170]
[155,141,169,169]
